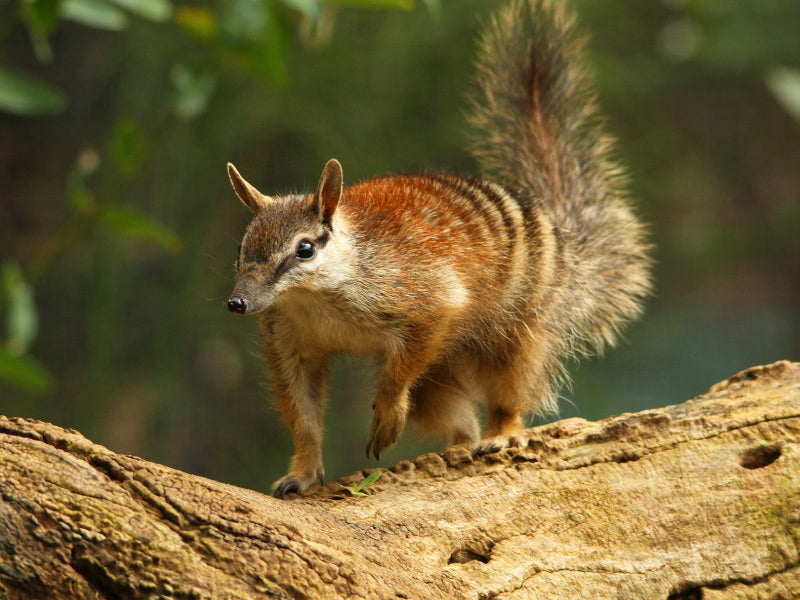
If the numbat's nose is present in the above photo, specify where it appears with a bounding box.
[227,297,248,314]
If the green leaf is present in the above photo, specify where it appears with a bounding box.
[349,470,381,496]
[171,64,217,121]
[1,262,38,355]
[101,206,183,254]
[0,67,66,115]
[326,0,414,9]
[240,36,289,85]
[20,0,60,62]
[222,0,267,40]
[358,470,382,488]
[61,0,129,30]
[68,183,97,215]
[21,0,62,37]
[280,0,321,19]
[111,0,171,22]
[0,347,54,394]
[420,0,440,14]
[67,149,101,215]
[223,1,290,85]
[174,6,218,40]
[109,117,147,175]
[765,67,800,125]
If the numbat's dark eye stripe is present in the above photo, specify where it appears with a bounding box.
[296,240,316,260]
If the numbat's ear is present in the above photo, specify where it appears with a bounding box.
[314,158,343,229]
[227,163,273,213]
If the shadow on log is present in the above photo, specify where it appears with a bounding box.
[1,361,799,599]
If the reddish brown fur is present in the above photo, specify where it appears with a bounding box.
[226,0,651,498]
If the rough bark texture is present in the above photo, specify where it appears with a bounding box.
[1,361,799,600]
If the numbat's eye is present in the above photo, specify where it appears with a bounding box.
[295,239,317,261]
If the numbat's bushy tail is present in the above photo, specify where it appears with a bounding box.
[225,0,652,498]
[469,0,652,363]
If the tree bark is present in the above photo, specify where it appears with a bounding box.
[1,360,799,600]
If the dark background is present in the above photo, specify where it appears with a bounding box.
[2,0,798,491]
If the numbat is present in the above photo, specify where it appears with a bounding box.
[226,0,652,498]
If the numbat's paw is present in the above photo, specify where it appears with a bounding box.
[473,433,527,457]
[365,410,405,460]
[271,468,324,499]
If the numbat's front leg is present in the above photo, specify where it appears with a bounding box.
[265,333,329,498]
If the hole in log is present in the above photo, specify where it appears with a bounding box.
[740,443,782,470]
[667,586,702,600]
[448,548,490,565]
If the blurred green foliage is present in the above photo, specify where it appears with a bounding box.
[1,0,798,491]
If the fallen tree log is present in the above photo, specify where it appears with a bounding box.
[1,360,799,600]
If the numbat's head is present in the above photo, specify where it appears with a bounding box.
[226,159,343,315]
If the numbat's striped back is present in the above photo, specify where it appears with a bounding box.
[342,172,539,299]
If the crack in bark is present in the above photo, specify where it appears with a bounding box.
[667,561,800,599]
